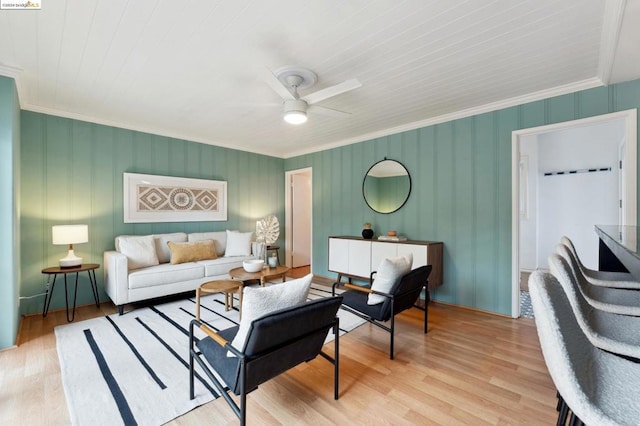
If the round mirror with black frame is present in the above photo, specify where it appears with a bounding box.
[363,158,411,214]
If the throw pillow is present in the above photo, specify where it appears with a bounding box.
[228,273,313,356]
[367,254,412,305]
[401,252,413,269]
[224,230,252,256]
[167,240,217,264]
[188,231,227,256]
[117,235,160,270]
[154,232,188,263]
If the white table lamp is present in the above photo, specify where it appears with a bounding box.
[52,225,88,268]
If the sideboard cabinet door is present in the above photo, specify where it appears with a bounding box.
[371,241,397,271]
[328,238,349,275]
[349,240,372,278]
[372,241,428,270]
[398,244,428,268]
[328,237,372,278]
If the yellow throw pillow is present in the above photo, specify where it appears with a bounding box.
[167,240,217,264]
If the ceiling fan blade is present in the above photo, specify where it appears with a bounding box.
[308,105,351,118]
[263,66,296,101]
[301,78,362,105]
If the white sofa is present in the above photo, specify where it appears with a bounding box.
[104,230,261,314]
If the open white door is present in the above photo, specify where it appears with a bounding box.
[512,109,637,318]
[292,173,311,267]
[285,168,312,269]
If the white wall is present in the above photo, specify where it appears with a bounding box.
[536,120,624,269]
[519,134,539,271]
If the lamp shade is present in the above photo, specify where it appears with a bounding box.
[52,225,88,245]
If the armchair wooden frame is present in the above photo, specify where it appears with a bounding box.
[188,296,342,426]
[332,265,432,360]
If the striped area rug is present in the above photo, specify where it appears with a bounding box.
[54,283,364,426]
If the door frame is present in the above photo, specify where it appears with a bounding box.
[284,167,313,270]
[511,109,637,318]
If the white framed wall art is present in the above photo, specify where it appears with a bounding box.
[123,172,227,223]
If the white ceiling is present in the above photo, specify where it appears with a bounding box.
[1,0,639,158]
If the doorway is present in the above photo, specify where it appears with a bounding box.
[284,168,312,271]
[511,109,637,318]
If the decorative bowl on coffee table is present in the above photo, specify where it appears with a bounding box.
[243,259,264,273]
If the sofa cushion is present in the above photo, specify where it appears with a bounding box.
[116,233,188,264]
[154,233,188,263]
[128,262,205,289]
[188,231,227,256]
[117,235,160,270]
[198,255,254,277]
[225,230,252,256]
[167,240,217,264]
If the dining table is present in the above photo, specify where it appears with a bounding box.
[595,225,640,280]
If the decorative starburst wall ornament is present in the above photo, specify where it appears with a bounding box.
[256,215,280,245]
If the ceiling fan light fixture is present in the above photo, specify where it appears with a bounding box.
[283,99,308,125]
[284,110,307,124]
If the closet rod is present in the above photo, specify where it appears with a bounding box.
[543,167,611,177]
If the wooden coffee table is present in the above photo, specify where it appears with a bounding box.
[228,265,291,286]
[196,279,242,320]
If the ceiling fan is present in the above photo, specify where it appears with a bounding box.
[264,66,362,124]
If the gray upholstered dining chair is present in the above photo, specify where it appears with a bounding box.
[561,235,640,289]
[556,243,640,316]
[529,270,640,426]
[548,253,640,360]
[189,296,343,426]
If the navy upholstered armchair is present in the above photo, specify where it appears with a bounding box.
[189,296,343,425]
[332,265,432,360]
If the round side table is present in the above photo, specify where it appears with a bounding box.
[42,263,100,322]
[228,265,290,286]
[196,279,243,320]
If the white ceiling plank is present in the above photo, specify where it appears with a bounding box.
[67,0,129,111]
[0,13,16,65]
[53,0,99,110]
[352,1,595,85]
[34,0,70,106]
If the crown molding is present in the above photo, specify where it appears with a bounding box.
[0,64,22,78]
[0,64,25,107]
[20,103,281,158]
[284,77,604,158]
[598,0,626,85]
[16,76,604,160]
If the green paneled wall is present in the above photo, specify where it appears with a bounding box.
[0,76,20,349]
[20,111,285,315]
[285,79,640,316]
[13,79,640,321]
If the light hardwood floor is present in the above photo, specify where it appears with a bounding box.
[0,279,557,425]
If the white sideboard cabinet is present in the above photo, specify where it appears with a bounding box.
[328,236,443,290]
